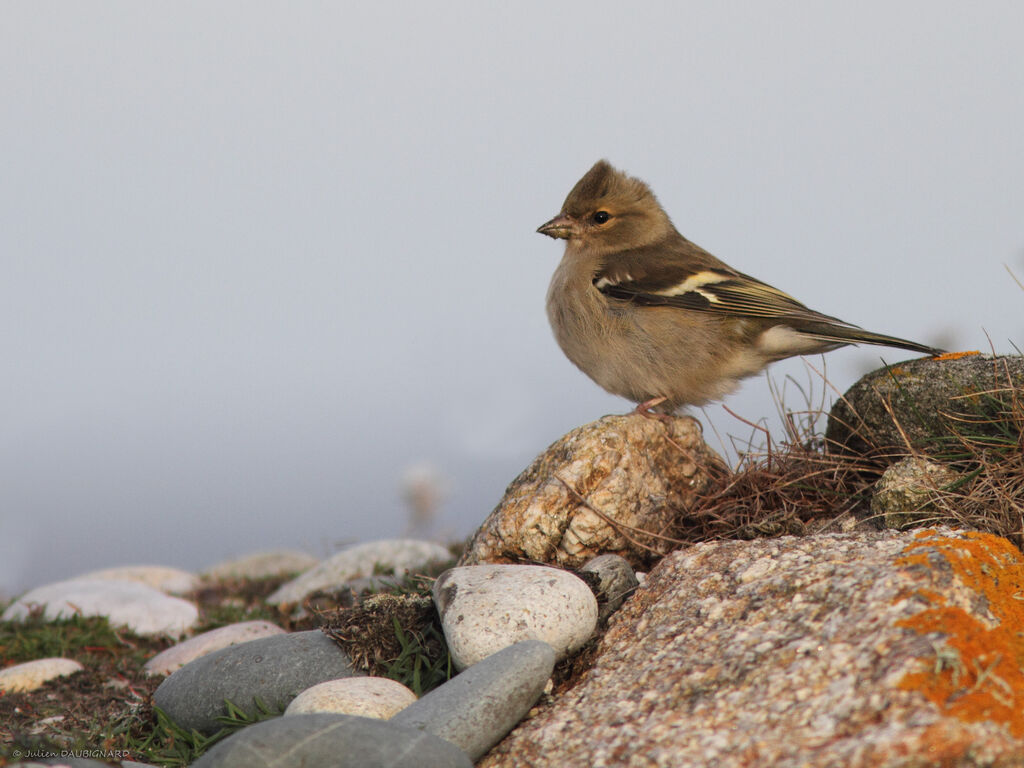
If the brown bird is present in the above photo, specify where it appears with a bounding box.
[538,160,943,412]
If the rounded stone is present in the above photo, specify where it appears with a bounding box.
[0,657,84,693]
[144,620,287,676]
[268,539,451,606]
[78,565,199,595]
[2,578,198,637]
[192,713,472,768]
[203,550,320,581]
[393,639,556,761]
[432,564,598,670]
[872,456,960,529]
[581,553,640,620]
[153,630,361,734]
[284,676,418,718]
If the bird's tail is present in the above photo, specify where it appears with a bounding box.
[797,321,945,357]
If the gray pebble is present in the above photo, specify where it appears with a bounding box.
[192,713,472,768]
[153,630,360,734]
[392,639,556,761]
[581,554,639,621]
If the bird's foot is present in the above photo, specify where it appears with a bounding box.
[633,397,673,424]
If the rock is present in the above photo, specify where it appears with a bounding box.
[268,539,452,606]
[153,630,361,734]
[2,578,198,637]
[192,713,472,768]
[284,676,418,718]
[77,565,199,595]
[826,353,1024,455]
[480,528,1024,768]
[460,413,724,570]
[433,564,597,670]
[144,620,287,676]
[580,553,639,621]
[393,640,555,761]
[871,456,960,529]
[203,550,320,581]
[0,657,84,693]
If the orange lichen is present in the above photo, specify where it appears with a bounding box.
[896,530,1024,736]
[933,351,981,361]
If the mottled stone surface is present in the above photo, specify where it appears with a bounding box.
[460,414,724,569]
[581,553,639,621]
[433,565,597,670]
[0,657,84,693]
[268,539,451,606]
[871,456,960,529]
[480,528,1024,768]
[284,676,417,718]
[826,354,1024,455]
[144,620,287,676]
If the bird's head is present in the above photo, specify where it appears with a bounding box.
[537,160,674,253]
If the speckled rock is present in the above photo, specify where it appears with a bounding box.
[826,353,1024,455]
[393,639,555,761]
[268,539,452,606]
[460,413,724,570]
[192,713,472,768]
[203,550,320,581]
[480,528,1024,768]
[580,553,639,621]
[2,578,198,637]
[284,676,417,718]
[78,565,199,595]
[871,456,960,529]
[0,657,84,693]
[153,630,361,734]
[144,620,287,676]
[433,564,597,670]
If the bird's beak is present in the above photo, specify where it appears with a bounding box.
[536,214,574,240]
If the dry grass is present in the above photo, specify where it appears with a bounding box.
[662,360,1024,552]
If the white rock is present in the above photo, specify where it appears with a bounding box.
[2,578,198,637]
[283,676,418,719]
[203,550,320,581]
[433,564,598,670]
[144,620,287,676]
[0,657,84,693]
[79,565,199,595]
[268,539,451,605]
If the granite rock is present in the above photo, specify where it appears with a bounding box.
[433,564,597,669]
[460,413,724,570]
[480,528,1024,768]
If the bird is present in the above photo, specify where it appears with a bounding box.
[538,160,944,413]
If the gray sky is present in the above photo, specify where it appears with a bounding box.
[2,2,1022,595]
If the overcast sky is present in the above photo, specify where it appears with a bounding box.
[2,2,1022,595]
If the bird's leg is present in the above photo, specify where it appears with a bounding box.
[634,396,672,424]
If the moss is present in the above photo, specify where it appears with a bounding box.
[896,530,1024,736]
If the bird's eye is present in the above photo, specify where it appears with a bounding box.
[593,211,611,224]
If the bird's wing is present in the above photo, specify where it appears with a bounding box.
[592,238,944,356]
[594,239,854,327]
